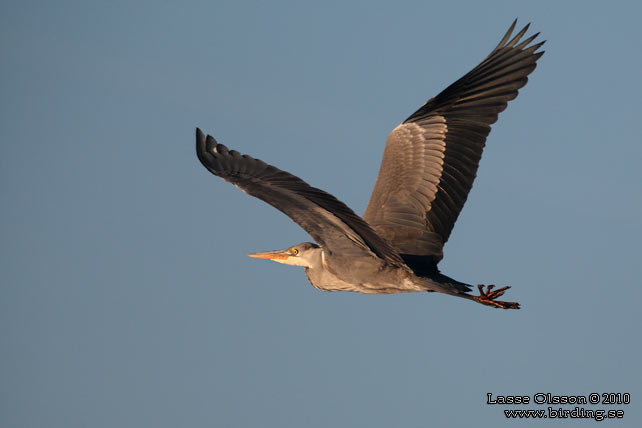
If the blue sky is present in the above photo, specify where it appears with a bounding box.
[2,1,641,426]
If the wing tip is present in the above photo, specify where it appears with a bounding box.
[496,19,542,51]
[196,127,207,163]
[196,127,223,172]
[495,19,518,49]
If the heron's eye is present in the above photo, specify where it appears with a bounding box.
[291,248,299,256]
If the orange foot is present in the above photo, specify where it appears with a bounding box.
[475,284,520,309]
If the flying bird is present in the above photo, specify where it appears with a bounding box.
[196,20,544,309]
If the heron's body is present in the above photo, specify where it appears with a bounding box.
[196,21,545,309]
[306,249,421,294]
[297,247,467,295]
[307,252,405,294]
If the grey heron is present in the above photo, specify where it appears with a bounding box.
[196,21,544,309]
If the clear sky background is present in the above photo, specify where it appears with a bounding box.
[2,0,641,427]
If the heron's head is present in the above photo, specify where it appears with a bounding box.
[248,242,321,268]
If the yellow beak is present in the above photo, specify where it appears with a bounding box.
[247,249,291,261]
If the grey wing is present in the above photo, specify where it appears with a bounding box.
[196,129,404,265]
[363,20,544,267]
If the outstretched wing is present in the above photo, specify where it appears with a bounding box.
[363,20,544,267]
[196,129,404,265]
